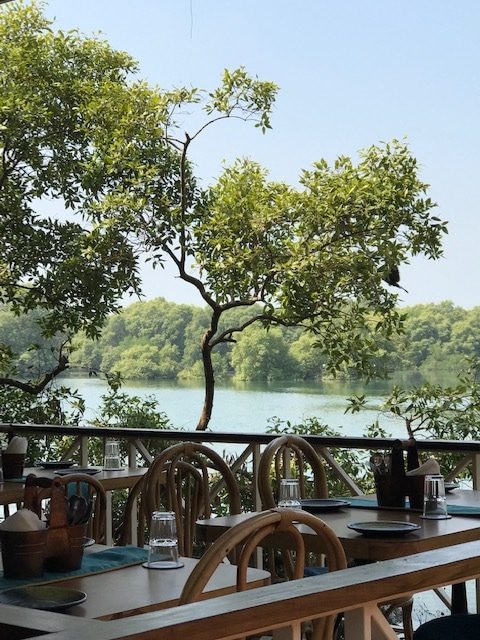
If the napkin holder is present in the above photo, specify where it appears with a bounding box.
[24,475,86,572]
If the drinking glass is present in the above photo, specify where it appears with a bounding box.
[278,479,301,509]
[422,474,449,519]
[147,511,181,569]
[103,440,122,470]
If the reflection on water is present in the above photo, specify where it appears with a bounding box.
[58,372,456,439]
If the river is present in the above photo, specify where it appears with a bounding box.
[63,376,414,438]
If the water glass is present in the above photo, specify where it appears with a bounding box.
[278,478,301,509]
[422,474,449,519]
[147,511,180,569]
[103,440,122,470]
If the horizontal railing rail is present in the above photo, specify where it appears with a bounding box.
[2,421,480,452]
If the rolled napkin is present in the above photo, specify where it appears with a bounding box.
[405,458,440,476]
[0,508,46,531]
[5,436,28,454]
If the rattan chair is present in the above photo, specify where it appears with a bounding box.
[413,614,479,639]
[258,434,328,507]
[142,442,242,557]
[179,508,347,640]
[258,436,413,640]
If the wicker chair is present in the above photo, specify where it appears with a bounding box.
[258,435,413,640]
[142,442,241,557]
[180,508,347,640]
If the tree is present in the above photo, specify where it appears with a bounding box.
[1,4,447,431]
[100,141,446,428]
[231,325,296,381]
[0,2,180,396]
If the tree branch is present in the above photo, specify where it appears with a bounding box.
[0,352,69,395]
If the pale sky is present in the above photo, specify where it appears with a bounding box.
[41,0,480,309]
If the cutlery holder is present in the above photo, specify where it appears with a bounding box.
[374,473,406,508]
[373,439,427,509]
[45,522,87,572]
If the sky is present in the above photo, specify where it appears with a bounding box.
[38,1,480,309]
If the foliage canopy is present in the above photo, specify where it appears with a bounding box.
[0,2,447,429]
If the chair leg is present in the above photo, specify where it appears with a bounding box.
[381,598,414,640]
[401,599,414,640]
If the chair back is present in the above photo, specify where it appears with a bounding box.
[258,435,328,508]
[143,442,241,557]
[179,509,347,640]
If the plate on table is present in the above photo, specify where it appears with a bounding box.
[0,586,87,612]
[300,499,351,513]
[444,482,460,492]
[347,521,421,537]
[36,460,75,470]
[54,467,101,476]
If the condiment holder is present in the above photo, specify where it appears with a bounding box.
[0,529,48,579]
[23,474,87,572]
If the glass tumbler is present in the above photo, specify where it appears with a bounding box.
[103,440,122,470]
[423,474,449,519]
[278,478,301,509]
[147,511,180,569]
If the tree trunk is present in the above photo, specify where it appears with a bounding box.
[197,337,215,430]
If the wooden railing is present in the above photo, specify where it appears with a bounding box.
[2,540,480,640]
[2,422,480,497]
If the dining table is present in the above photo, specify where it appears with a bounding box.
[0,466,148,505]
[0,544,271,622]
[196,488,480,614]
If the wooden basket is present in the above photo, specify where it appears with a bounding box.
[0,529,48,578]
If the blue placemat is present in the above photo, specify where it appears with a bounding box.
[0,546,148,592]
[338,495,480,515]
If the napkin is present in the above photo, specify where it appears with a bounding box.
[405,458,440,476]
[5,436,28,454]
[0,509,46,531]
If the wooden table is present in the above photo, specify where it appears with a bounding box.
[0,467,148,505]
[197,498,480,614]
[53,555,270,620]
[197,505,480,561]
[0,546,270,622]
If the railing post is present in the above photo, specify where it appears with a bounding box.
[128,439,139,547]
[252,442,263,568]
[472,453,480,490]
[80,436,88,466]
